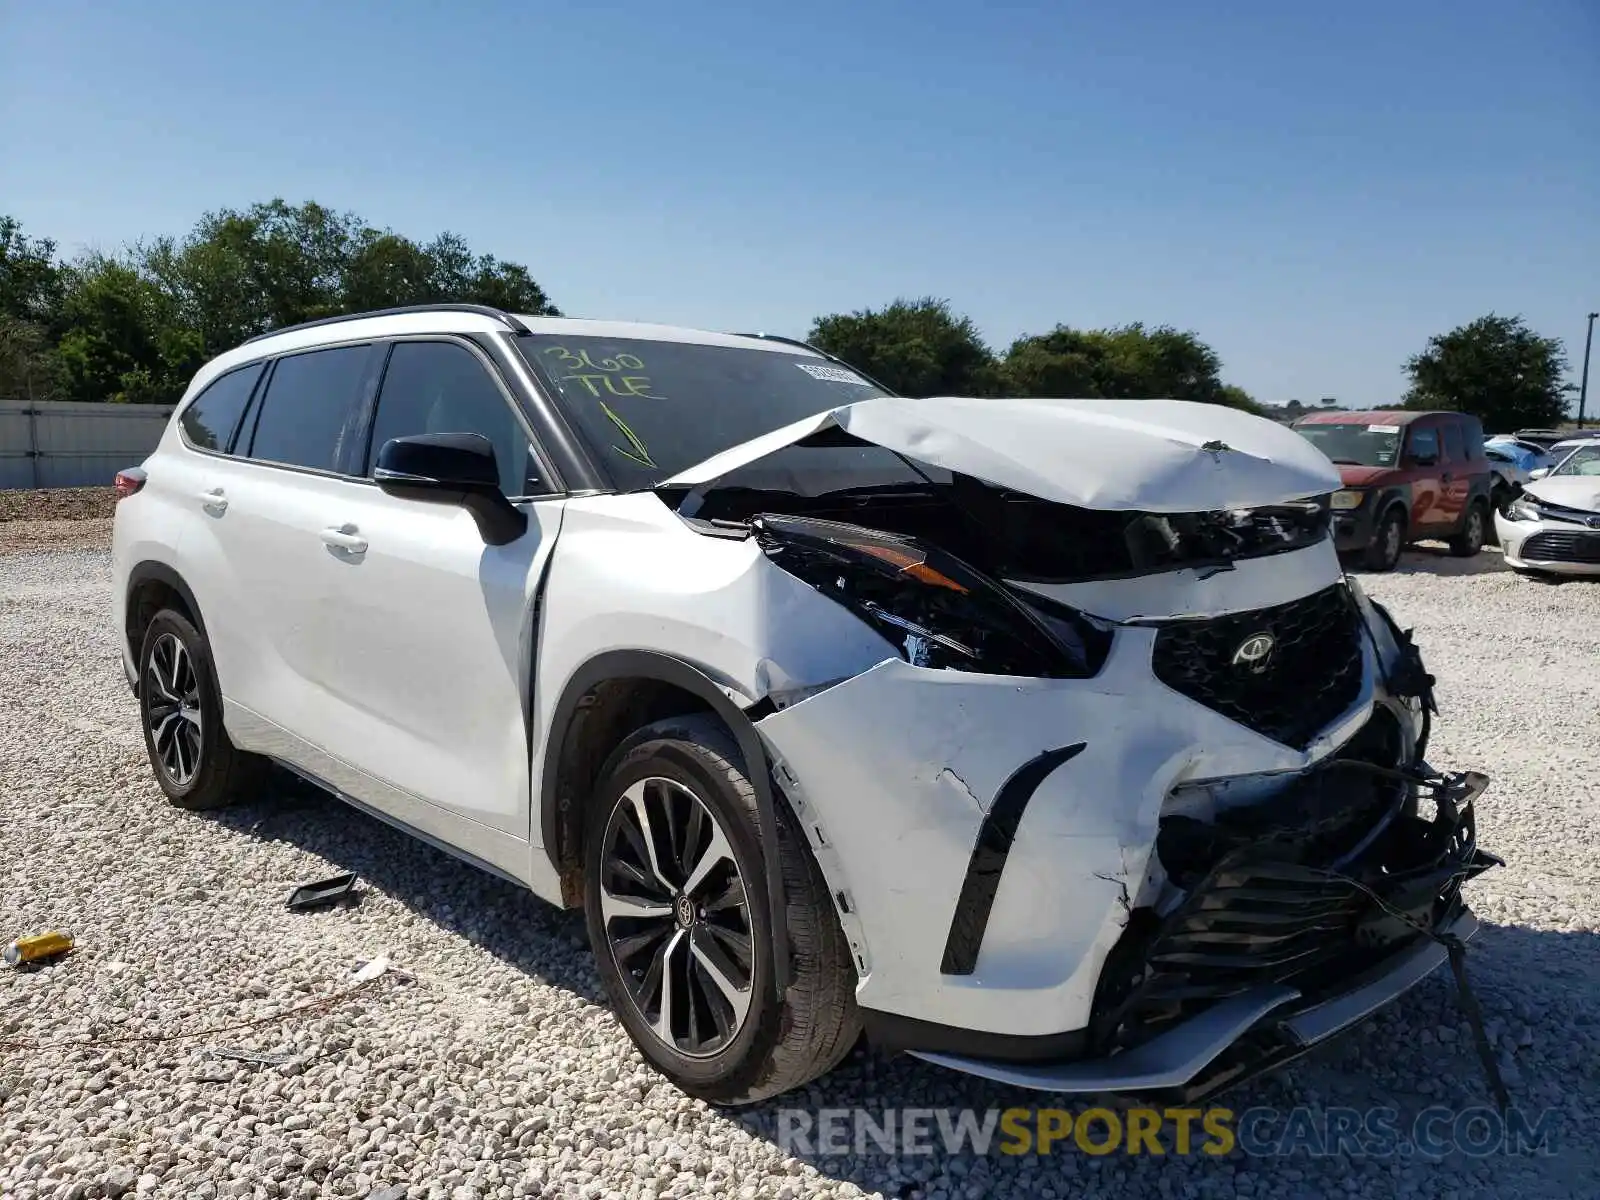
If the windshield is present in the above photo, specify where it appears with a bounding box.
[516,334,891,489]
[1552,444,1600,477]
[1294,422,1402,468]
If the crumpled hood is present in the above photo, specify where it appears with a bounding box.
[659,395,1341,513]
[1524,476,1600,513]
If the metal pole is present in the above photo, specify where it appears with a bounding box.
[1579,312,1597,430]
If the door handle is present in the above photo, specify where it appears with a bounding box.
[319,524,368,554]
[196,488,228,513]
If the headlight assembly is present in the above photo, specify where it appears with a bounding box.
[1504,496,1544,523]
[1331,489,1365,511]
[753,514,1111,677]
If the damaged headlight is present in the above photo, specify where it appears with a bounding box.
[1504,495,1544,523]
[753,513,1111,676]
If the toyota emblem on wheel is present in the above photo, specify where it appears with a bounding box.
[1231,632,1276,672]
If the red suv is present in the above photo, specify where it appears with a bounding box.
[1292,410,1494,571]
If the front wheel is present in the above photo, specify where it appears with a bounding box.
[1449,502,1487,557]
[583,713,860,1105]
[1363,508,1406,571]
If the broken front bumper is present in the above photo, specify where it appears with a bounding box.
[910,769,1496,1100]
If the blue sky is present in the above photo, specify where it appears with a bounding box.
[3,0,1596,405]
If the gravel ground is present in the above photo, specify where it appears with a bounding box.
[2,518,1598,1199]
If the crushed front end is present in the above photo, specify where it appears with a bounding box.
[661,395,1500,1099]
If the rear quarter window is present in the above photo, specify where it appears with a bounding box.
[178,362,266,454]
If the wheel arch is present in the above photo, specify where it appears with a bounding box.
[1375,487,1411,529]
[125,561,208,687]
[538,649,793,991]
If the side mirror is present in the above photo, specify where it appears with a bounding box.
[374,433,528,546]
[1528,467,1550,480]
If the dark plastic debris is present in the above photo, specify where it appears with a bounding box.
[284,872,359,911]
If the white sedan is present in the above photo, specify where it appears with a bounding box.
[1496,442,1600,575]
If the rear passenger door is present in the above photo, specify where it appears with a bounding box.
[179,343,383,741]
[1435,419,1470,530]
[302,338,564,863]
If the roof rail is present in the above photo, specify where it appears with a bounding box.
[241,303,531,345]
[734,332,898,396]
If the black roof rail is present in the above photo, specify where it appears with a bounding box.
[241,303,532,345]
[734,332,898,396]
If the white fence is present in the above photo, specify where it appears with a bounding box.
[0,400,176,489]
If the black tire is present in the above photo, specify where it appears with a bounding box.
[1449,501,1487,557]
[583,713,860,1105]
[137,609,266,810]
[1487,486,1509,545]
[1363,507,1406,571]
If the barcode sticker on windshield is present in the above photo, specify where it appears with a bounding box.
[1368,424,1401,433]
[797,363,871,386]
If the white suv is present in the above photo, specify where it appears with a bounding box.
[112,304,1497,1104]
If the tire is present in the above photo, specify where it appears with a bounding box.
[583,713,860,1105]
[1449,501,1487,558]
[1363,507,1406,571]
[1487,485,1509,545]
[137,609,267,810]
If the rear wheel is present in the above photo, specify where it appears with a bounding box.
[583,713,860,1105]
[1363,507,1406,571]
[137,609,266,810]
[1449,501,1487,557]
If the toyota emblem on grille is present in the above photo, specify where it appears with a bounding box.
[1231,632,1276,672]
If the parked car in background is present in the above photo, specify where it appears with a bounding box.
[1542,433,1600,469]
[1511,429,1576,452]
[1496,441,1600,576]
[1484,444,1534,502]
[1486,435,1555,465]
[1292,410,1493,571]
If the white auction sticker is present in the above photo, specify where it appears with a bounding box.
[797,362,872,386]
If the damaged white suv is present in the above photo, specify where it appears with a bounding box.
[112,305,1497,1105]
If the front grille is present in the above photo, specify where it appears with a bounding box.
[1520,530,1600,564]
[1150,584,1364,749]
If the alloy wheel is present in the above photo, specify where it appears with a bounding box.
[145,632,202,785]
[598,777,755,1058]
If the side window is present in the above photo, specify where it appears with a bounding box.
[1440,421,1465,463]
[178,362,265,454]
[366,341,539,497]
[244,346,375,473]
[1407,426,1440,464]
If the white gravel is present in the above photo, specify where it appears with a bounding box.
[2,533,1599,1199]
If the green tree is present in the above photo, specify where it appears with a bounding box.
[0,216,66,328]
[1403,314,1571,432]
[0,217,69,399]
[998,322,1240,406]
[9,200,561,404]
[809,298,1000,396]
[54,255,202,404]
[141,201,560,357]
[1215,384,1263,415]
